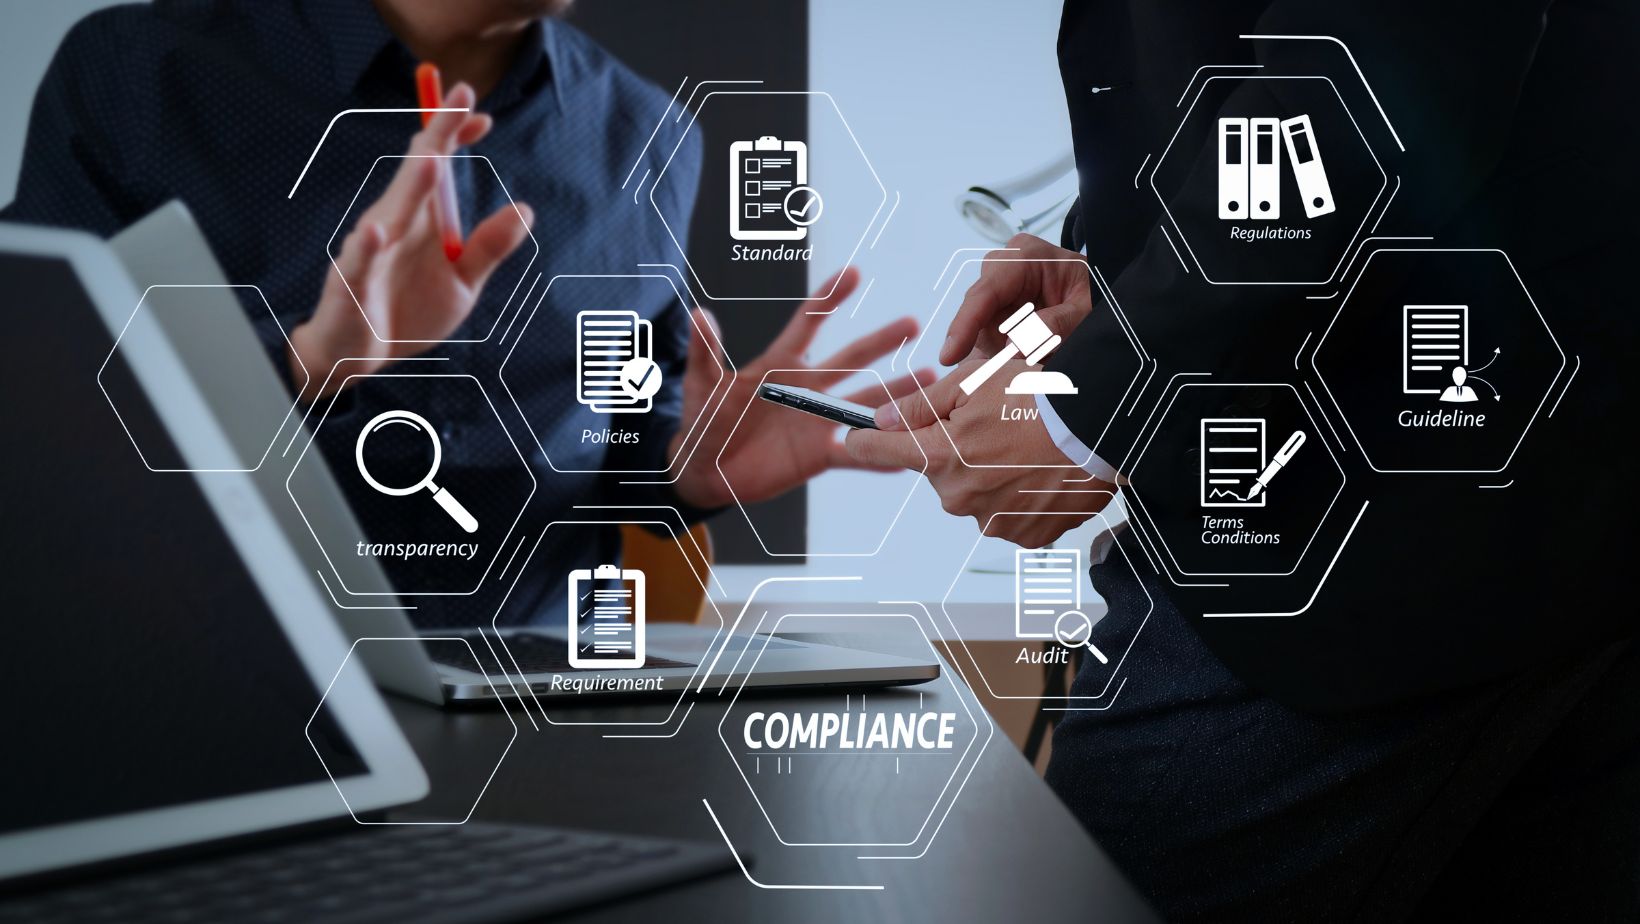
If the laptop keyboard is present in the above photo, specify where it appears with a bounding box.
[423,632,693,675]
[0,822,730,924]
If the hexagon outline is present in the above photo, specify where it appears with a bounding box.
[715,610,982,848]
[1310,247,1568,474]
[704,597,998,874]
[308,636,516,824]
[1124,381,1347,579]
[716,369,924,557]
[699,799,877,889]
[938,508,1152,704]
[1199,497,1372,618]
[287,106,478,199]
[284,372,536,596]
[496,273,727,478]
[1150,75,1387,286]
[491,515,725,731]
[326,154,539,343]
[854,599,998,860]
[98,284,307,473]
[649,90,887,304]
[904,257,1149,471]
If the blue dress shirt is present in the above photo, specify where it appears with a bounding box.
[3,0,703,626]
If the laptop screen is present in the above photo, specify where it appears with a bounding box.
[0,252,367,838]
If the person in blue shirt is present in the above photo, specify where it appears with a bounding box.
[4,0,927,626]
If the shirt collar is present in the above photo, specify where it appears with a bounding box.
[484,19,562,114]
[302,0,561,111]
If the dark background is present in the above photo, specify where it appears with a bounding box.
[570,1,810,563]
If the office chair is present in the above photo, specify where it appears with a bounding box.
[619,523,713,623]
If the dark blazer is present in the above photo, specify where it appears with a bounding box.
[1048,0,1638,709]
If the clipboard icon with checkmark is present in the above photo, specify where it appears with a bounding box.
[730,135,811,241]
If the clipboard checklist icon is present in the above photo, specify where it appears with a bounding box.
[567,564,646,670]
[730,135,819,241]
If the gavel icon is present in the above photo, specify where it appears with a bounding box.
[958,301,1062,395]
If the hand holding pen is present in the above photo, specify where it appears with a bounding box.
[416,63,465,262]
[284,73,535,401]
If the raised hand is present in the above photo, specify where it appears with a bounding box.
[287,82,535,400]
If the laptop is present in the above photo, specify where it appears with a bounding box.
[0,222,735,919]
[109,202,940,706]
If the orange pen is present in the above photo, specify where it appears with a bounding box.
[415,62,464,262]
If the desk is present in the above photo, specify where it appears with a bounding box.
[387,626,1158,923]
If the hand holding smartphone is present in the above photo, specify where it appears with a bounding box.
[757,383,879,429]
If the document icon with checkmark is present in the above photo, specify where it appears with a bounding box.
[576,309,660,414]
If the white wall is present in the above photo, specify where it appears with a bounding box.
[799,0,1075,599]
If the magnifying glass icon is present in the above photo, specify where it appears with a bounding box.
[1053,610,1109,665]
[354,410,479,534]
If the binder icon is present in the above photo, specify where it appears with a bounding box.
[567,564,646,670]
[1217,118,1249,220]
[730,135,808,241]
[1280,114,1335,219]
[1217,112,1337,223]
[1249,117,1281,220]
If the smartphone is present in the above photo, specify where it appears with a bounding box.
[757,383,879,429]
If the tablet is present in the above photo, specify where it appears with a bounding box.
[0,217,425,882]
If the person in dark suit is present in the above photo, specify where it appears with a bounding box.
[849,1,1639,918]
[4,0,930,627]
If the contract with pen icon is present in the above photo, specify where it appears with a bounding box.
[1200,418,1305,508]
